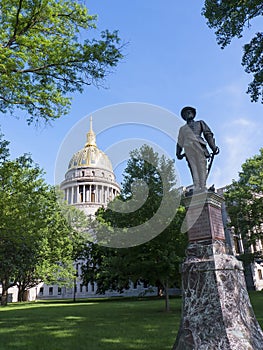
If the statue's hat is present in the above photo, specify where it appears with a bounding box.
[181,106,196,120]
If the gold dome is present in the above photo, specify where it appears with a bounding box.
[68,117,113,172]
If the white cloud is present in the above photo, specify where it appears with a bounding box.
[231,118,256,127]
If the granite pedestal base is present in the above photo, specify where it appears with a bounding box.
[173,192,263,350]
[173,241,263,350]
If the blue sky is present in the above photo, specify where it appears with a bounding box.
[1,0,262,190]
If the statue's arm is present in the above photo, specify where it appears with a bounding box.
[176,143,184,159]
[201,121,219,154]
[176,129,185,160]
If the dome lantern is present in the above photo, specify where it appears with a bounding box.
[85,116,96,147]
[67,117,113,172]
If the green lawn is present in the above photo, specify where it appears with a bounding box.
[0,292,262,350]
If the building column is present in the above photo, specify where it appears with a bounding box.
[104,186,108,203]
[71,187,74,204]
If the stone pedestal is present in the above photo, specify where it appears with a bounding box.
[173,192,263,350]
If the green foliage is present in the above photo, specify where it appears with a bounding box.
[0,0,123,123]
[242,32,263,103]
[202,0,263,103]
[99,146,178,228]
[85,208,186,295]
[224,148,263,262]
[0,134,86,304]
[81,145,187,310]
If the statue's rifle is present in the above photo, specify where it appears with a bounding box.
[206,152,215,180]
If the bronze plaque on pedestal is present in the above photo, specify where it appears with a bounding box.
[185,193,225,242]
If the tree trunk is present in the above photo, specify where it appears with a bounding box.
[17,283,29,302]
[22,290,29,302]
[1,280,9,306]
[164,280,170,312]
[17,286,23,302]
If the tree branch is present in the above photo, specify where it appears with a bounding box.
[242,4,263,29]
[14,0,23,38]
[14,59,85,74]
[5,0,24,47]
[0,95,20,104]
[5,1,42,48]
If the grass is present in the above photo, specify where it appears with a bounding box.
[0,297,181,350]
[0,292,262,350]
[249,291,263,327]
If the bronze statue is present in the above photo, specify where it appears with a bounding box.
[176,106,219,192]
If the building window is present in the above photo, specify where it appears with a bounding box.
[82,171,85,176]
[79,185,84,202]
[91,186,95,203]
[80,284,83,293]
[58,287,62,295]
[86,285,89,292]
[258,270,263,280]
[39,287,44,296]
[91,283,95,292]
[49,287,53,296]
[233,236,241,254]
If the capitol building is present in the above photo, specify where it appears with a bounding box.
[60,117,120,217]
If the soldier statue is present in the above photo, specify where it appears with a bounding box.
[176,106,219,192]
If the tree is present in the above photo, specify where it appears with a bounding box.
[0,0,123,124]
[224,148,263,264]
[81,145,187,311]
[91,209,186,312]
[14,191,88,303]
[202,0,263,103]
[0,134,85,305]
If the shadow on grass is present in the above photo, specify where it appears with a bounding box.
[0,298,181,350]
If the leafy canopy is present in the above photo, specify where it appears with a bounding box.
[0,0,123,123]
[202,0,263,103]
[224,148,263,262]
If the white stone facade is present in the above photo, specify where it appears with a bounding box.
[0,280,156,302]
